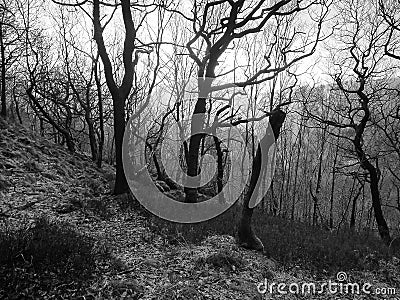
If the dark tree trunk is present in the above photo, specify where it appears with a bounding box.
[13,83,22,124]
[184,97,207,203]
[238,143,265,251]
[93,0,135,194]
[358,153,391,244]
[238,108,286,252]
[0,23,6,118]
[213,133,224,202]
[350,183,363,230]
[113,96,129,194]
[270,180,278,215]
[311,139,326,227]
[352,87,391,245]
[94,56,104,168]
[65,135,75,152]
[83,72,98,162]
[329,134,340,229]
[334,76,392,245]
[87,116,98,161]
[184,57,219,203]
[153,153,163,180]
[27,86,75,152]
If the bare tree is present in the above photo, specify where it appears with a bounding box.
[22,8,77,152]
[52,0,165,193]
[0,0,22,118]
[238,104,287,251]
[307,0,394,245]
[379,0,400,61]
[92,0,139,193]
[182,0,330,204]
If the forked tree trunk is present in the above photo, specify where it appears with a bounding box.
[93,0,135,194]
[238,108,286,251]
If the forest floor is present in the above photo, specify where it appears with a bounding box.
[0,118,399,300]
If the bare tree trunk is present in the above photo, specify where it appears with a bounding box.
[184,105,206,202]
[278,126,288,217]
[350,182,363,230]
[185,77,212,203]
[291,116,304,220]
[213,130,225,203]
[351,87,391,245]
[27,86,75,152]
[94,55,104,168]
[86,113,98,161]
[113,97,129,193]
[93,0,135,194]
[359,154,391,244]
[269,180,276,215]
[238,108,286,251]
[329,134,340,229]
[0,23,6,118]
[358,186,366,232]
[310,128,326,227]
[13,83,22,124]
[285,144,294,218]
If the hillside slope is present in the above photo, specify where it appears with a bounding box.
[0,118,398,299]
[0,119,273,299]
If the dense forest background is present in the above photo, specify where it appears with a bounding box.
[1,0,400,298]
[2,0,398,239]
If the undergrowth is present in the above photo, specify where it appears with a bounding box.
[143,199,391,275]
[0,216,111,298]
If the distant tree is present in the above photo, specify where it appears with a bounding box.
[25,38,77,152]
[379,0,400,201]
[54,6,102,160]
[0,0,22,118]
[309,0,394,245]
[379,0,400,61]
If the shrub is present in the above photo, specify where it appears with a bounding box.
[251,211,389,273]
[0,216,105,297]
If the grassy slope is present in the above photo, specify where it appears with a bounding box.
[0,118,399,299]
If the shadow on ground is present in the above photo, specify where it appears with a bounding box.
[0,216,129,299]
